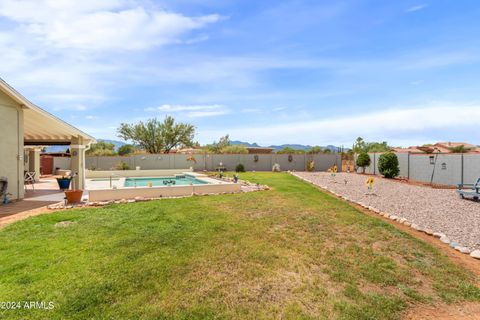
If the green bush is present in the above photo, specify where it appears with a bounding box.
[118,144,135,155]
[378,152,399,178]
[356,152,371,173]
[235,163,246,172]
[115,161,130,170]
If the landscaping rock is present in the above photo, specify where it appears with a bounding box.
[433,232,445,239]
[440,236,450,244]
[424,229,434,236]
[456,247,471,254]
[449,241,460,248]
[470,250,480,259]
[293,172,480,252]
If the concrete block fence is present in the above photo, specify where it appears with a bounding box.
[53,153,342,173]
[357,152,480,186]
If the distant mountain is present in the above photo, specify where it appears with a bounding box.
[44,139,126,153]
[267,144,313,151]
[229,141,346,152]
[98,139,126,150]
[231,140,261,148]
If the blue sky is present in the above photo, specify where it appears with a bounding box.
[1,0,480,147]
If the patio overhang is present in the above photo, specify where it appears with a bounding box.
[0,78,96,146]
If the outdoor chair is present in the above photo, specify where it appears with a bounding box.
[24,171,36,191]
[456,177,480,201]
[0,177,7,201]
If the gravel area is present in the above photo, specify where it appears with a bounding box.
[294,172,480,251]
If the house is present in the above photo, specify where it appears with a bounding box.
[0,79,95,201]
[245,147,274,154]
[393,142,480,154]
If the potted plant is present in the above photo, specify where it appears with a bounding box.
[56,176,71,190]
[64,173,83,204]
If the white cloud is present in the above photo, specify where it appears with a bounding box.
[406,4,428,13]
[0,0,221,51]
[146,104,229,118]
[198,104,480,146]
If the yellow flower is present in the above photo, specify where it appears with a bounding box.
[365,177,374,186]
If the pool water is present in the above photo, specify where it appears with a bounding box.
[124,176,207,187]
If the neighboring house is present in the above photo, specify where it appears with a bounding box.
[0,79,95,200]
[393,142,480,154]
[245,147,274,154]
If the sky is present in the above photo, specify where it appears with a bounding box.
[1,0,480,147]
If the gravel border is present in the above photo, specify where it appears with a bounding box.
[292,172,480,260]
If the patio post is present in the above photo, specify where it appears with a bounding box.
[70,135,87,190]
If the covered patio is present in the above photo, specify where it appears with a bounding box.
[0,79,95,212]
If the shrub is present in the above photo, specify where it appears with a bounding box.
[118,144,135,156]
[115,161,130,170]
[221,145,249,154]
[356,152,371,173]
[235,163,245,172]
[272,163,281,172]
[378,152,399,178]
[306,160,315,171]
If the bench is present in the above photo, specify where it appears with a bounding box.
[457,177,480,201]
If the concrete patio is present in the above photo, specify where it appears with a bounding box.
[0,176,63,224]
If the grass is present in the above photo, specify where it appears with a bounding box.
[0,172,479,319]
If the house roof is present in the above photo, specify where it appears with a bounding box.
[0,78,96,146]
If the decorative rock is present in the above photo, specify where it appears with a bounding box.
[403,222,411,227]
[470,250,480,259]
[456,247,471,254]
[433,232,445,239]
[449,241,460,248]
[399,218,407,223]
[127,199,135,203]
[411,224,422,231]
[440,235,450,244]
[424,229,434,236]
[389,215,398,221]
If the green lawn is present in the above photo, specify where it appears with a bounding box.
[1,173,479,319]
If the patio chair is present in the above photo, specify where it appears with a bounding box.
[0,177,7,201]
[24,171,36,191]
[456,177,480,201]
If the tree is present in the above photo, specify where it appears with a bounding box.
[221,145,249,154]
[352,137,367,153]
[117,117,195,154]
[353,137,391,153]
[356,152,371,173]
[277,147,305,154]
[118,144,135,156]
[86,141,116,156]
[307,146,323,154]
[449,145,471,153]
[206,135,231,153]
[378,152,400,178]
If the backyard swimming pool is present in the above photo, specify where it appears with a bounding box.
[124,176,207,187]
[85,170,242,202]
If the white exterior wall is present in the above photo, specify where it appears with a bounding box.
[0,90,24,200]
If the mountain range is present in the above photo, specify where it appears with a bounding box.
[231,141,342,152]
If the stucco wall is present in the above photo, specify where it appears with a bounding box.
[0,90,24,200]
[357,152,480,186]
[81,153,342,172]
